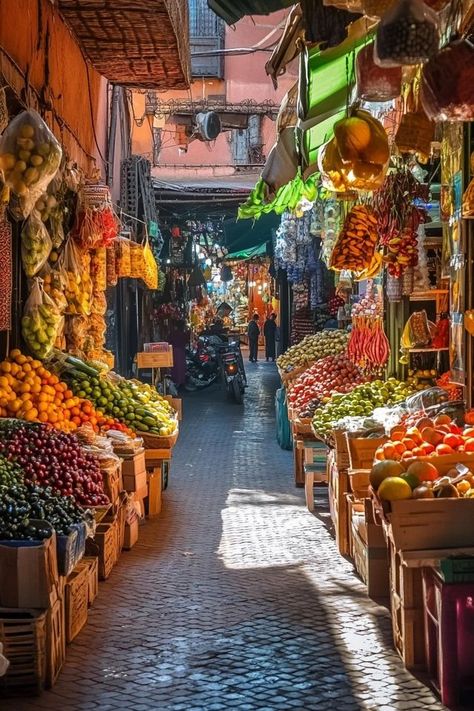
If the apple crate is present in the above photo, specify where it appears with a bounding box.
[328,454,350,556]
[0,608,47,695]
[65,564,89,644]
[332,429,350,470]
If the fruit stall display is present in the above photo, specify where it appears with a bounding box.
[287,353,369,420]
[277,329,349,374]
[311,378,415,440]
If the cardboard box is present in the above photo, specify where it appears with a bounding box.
[121,450,146,478]
[123,468,147,493]
[123,518,139,550]
[132,486,148,518]
[0,534,60,609]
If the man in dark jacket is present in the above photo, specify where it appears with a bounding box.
[264,313,277,361]
[247,313,260,362]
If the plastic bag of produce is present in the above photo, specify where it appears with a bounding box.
[22,277,62,358]
[129,240,146,280]
[106,242,118,285]
[405,387,449,413]
[0,109,62,217]
[73,184,120,249]
[375,0,439,67]
[356,42,402,102]
[115,236,132,277]
[59,238,92,316]
[91,248,107,291]
[39,262,68,312]
[420,39,474,122]
[21,209,52,278]
[65,315,88,353]
[142,238,158,290]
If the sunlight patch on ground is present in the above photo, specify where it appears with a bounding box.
[217,488,307,570]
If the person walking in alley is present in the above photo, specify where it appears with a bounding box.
[264,312,277,362]
[248,313,260,363]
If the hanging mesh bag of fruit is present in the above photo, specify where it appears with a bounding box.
[356,42,402,101]
[420,39,474,122]
[0,109,62,219]
[115,236,132,278]
[374,0,440,67]
[73,184,120,249]
[21,209,52,278]
[142,236,158,290]
[21,277,63,359]
[59,237,92,316]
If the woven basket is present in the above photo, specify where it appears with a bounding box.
[137,428,178,449]
[395,111,435,160]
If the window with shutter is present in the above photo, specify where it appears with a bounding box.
[189,0,225,78]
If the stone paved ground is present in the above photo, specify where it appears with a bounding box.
[7,364,446,711]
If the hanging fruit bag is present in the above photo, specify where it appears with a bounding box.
[73,183,120,249]
[330,205,378,272]
[21,209,52,277]
[106,242,118,285]
[115,236,132,277]
[0,109,62,218]
[420,39,474,122]
[59,237,92,315]
[129,241,146,280]
[22,277,62,359]
[356,42,402,102]
[142,237,158,290]
[375,0,440,67]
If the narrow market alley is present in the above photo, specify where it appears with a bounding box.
[8,366,445,711]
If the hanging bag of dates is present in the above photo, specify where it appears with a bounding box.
[356,42,402,102]
[420,39,474,122]
[375,0,440,67]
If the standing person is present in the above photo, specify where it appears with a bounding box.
[168,319,188,389]
[264,312,277,362]
[247,313,260,363]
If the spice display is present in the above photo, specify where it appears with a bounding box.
[375,0,440,67]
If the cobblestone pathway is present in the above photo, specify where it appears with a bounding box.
[9,364,445,711]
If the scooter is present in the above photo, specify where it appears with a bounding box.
[184,336,220,391]
[219,338,246,404]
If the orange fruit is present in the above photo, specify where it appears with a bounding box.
[402,437,416,451]
[9,399,22,413]
[1,362,11,373]
[435,414,452,426]
[436,443,454,455]
[370,460,405,490]
[378,477,412,501]
[406,460,439,482]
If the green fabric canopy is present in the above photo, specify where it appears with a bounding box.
[226,242,268,261]
[224,212,279,248]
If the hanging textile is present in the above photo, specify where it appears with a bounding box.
[0,215,12,331]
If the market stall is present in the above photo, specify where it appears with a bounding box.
[0,107,181,695]
[265,1,474,706]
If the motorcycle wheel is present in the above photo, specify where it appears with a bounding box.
[232,377,243,404]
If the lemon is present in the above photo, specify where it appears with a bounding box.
[378,477,413,502]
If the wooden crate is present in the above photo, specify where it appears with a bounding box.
[388,539,425,670]
[136,347,173,368]
[85,521,117,580]
[384,498,474,551]
[101,462,123,506]
[0,608,47,695]
[116,494,127,552]
[349,497,389,599]
[147,469,163,517]
[81,557,99,606]
[293,438,305,487]
[65,564,89,644]
[328,452,350,556]
[348,469,371,500]
[45,596,66,688]
[347,435,387,470]
[333,429,351,470]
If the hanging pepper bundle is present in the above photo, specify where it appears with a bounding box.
[73,184,120,249]
[348,315,390,372]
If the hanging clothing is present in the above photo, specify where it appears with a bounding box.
[263,318,277,360]
[168,328,188,387]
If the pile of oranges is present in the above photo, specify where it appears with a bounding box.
[0,349,131,435]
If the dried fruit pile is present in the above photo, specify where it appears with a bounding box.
[330,205,378,271]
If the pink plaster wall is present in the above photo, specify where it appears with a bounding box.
[131,10,298,181]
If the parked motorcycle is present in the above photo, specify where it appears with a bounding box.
[184,336,220,391]
[218,337,247,404]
